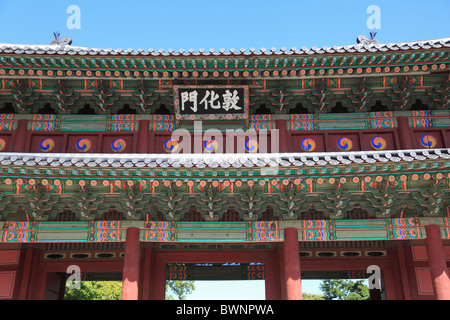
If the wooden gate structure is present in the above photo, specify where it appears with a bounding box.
[0,35,449,300]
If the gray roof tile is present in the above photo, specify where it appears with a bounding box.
[0,148,448,170]
[0,37,448,57]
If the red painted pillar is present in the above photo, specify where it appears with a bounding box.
[13,119,28,152]
[150,254,167,300]
[379,262,399,300]
[121,227,141,300]
[27,251,47,300]
[396,116,413,149]
[275,119,289,153]
[278,247,287,300]
[140,247,153,300]
[425,224,450,300]
[283,227,302,300]
[18,248,35,300]
[386,247,410,300]
[264,249,282,300]
[137,119,149,153]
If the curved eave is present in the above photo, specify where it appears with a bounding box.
[0,148,448,170]
[0,38,449,57]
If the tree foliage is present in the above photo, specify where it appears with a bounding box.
[319,279,370,300]
[302,292,324,300]
[165,281,196,300]
[64,280,195,300]
[65,281,122,300]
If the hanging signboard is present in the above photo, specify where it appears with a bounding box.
[173,85,249,121]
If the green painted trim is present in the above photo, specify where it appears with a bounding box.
[177,227,247,230]
[1,60,448,73]
[35,239,90,243]
[36,227,88,230]
[1,168,449,180]
[1,217,444,243]
[332,237,388,241]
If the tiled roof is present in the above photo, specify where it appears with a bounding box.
[0,148,448,170]
[0,37,449,57]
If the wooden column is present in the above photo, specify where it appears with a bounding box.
[150,253,167,300]
[140,247,153,300]
[425,224,450,300]
[275,119,289,153]
[13,119,28,152]
[283,228,302,300]
[264,249,282,300]
[379,261,400,300]
[27,251,47,300]
[121,227,141,300]
[278,247,287,300]
[18,248,37,300]
[137,119,149,153]
[396,116,413,149]
[386,247,410,300]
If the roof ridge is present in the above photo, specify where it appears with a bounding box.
[0,37,448,56]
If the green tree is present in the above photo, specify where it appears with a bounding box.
[319,279,369,300]
[302,292,324,300]
[64,280,196,300]
[165,280,196,300]
[65,281,122,300]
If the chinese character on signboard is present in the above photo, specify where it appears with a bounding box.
[174,86,249,120]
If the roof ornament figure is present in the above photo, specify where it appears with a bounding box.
[357,32,379,46]
[49,31,72,47]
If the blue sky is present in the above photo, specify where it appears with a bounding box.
[1,0,447,300]
[0,0,449,51]
[184,280,323,300]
